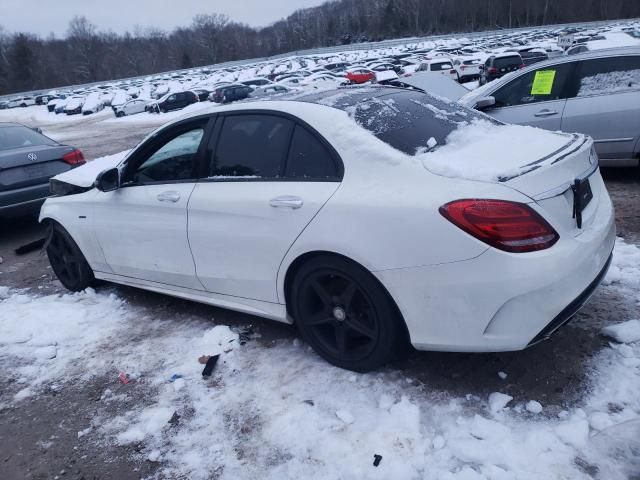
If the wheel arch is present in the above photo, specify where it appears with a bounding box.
[281,250,410,341]
[39,209,107,274]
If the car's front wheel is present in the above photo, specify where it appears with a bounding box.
[46,223,95,292]
[291,256,406,372]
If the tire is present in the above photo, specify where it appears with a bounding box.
[46,223,95,292]
[290,255,405,372]
[116,111,125,117]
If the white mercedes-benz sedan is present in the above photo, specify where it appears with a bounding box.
[40,86,615,371]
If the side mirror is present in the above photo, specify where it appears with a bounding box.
[33,127,43,134]
[95,168,120,192]
[475,96,496,110]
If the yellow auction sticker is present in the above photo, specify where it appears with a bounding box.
[531,70,556,95]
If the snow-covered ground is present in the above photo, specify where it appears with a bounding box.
[1,238,639,479]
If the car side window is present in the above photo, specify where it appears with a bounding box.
[285,125,339,180]
[132,126,204,184]
[492,63,574,107]
[575,56,640,97]
[168,94,176,102]
[209,114,293,179]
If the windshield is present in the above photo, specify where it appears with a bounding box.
[0,126,55,151]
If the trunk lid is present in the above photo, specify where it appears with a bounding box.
[420,122,600,238]
[0,144,74,191]
[504,134,600,236]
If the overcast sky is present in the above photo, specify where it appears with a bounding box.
[1,0,327,37]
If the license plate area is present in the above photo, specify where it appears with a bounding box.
[572,177,593,229]
[22,163,48,178]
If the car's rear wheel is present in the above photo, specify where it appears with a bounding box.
[46,223,95,292]
[291,256,405,372]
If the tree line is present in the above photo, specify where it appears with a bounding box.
[1,0,639,95]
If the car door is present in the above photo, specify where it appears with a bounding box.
[92,118,212,289]
[133,99,146,114]
[561,54,640,162]
[163,93,178,110]
[483,62,575,130]
[188,113,342,303]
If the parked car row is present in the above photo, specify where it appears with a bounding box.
[5,22,636,119]
[2,21,638,168]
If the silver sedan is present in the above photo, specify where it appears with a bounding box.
[460,46,640,167]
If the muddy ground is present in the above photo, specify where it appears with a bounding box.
[1,119,639,479]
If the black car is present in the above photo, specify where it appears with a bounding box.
[209,85,252,104]
[506,47,549,67]
[150,91,198,113]
[0,123,85,218]
[192,89,211,102]
[479,53,524,85]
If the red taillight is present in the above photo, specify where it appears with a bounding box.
[519,64,526,69]
[439,199,559,253]
[488,67,498,74]
[62,149,85,166]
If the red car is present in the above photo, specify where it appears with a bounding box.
[346,69,376,84]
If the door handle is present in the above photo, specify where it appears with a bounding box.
[269,195,303,209]
[157,191,181,203]
[534,109,558,117]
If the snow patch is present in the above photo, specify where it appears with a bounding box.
[488,392,513,412]
[419,120,571,181]
[602,320,640,344]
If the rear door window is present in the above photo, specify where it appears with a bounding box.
[285,125,340,180]
[209,114,293,178]
[575,55,640,97]
[492,63,574,107]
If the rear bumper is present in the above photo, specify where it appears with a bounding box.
[527,252,612,346]
[375,194,616,352]
[0,183,50,218]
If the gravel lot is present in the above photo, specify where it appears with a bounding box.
[1,120,638,479]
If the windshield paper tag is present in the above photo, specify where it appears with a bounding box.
[531,70,556,95]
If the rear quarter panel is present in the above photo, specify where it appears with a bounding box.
[562,90,640,160]
[276,149,531,302]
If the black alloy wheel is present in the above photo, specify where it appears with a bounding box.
[46,223,95,292]
[291,256,405,372]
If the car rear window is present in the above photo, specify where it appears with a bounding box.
[349,91,493,155]
[494,56,521,68]
[0,126,55,151]
[431,62,453,71]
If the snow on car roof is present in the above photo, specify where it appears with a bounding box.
[493,51,522,59]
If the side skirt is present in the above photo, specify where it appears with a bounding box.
[94,271,291,323]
